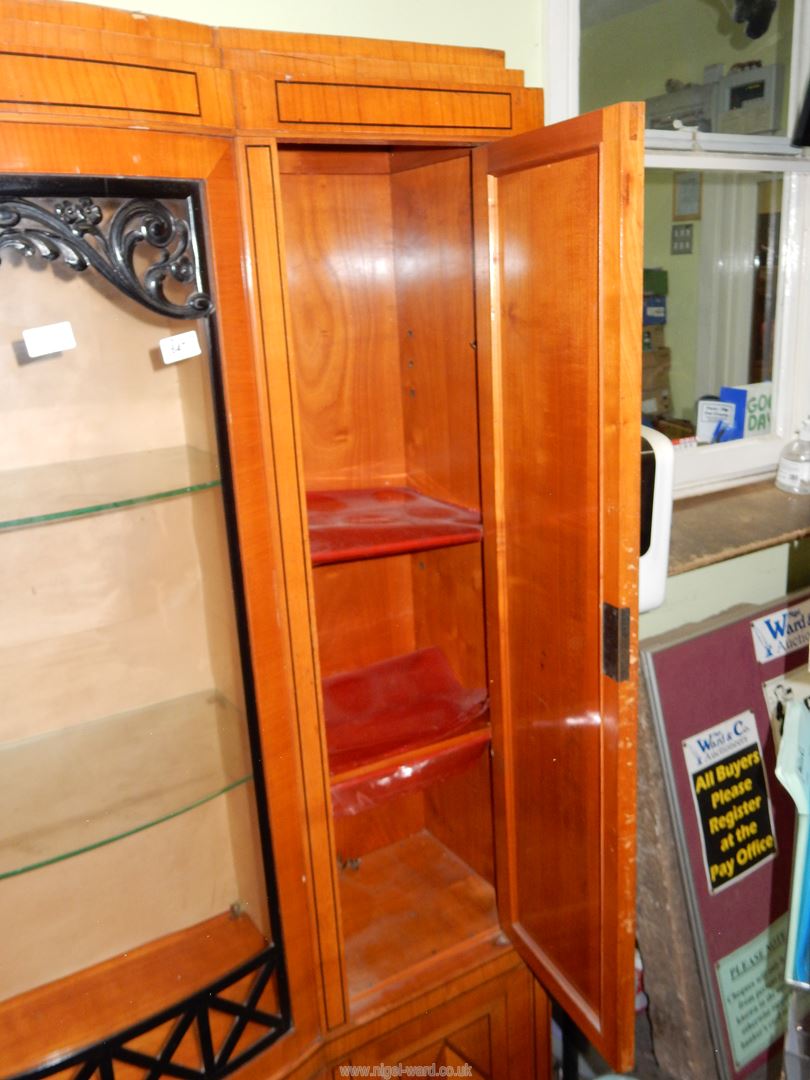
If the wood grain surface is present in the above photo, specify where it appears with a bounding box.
[475,104,643,1071]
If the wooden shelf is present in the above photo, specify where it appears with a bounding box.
[307,487,482,565]
[0,912,266,1076]
[331,730,491,818]
[1,690,251,879]
[339,831,499,1002]
[0,446,221,531]
[670,480,810,575]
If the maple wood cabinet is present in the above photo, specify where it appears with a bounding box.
[328,962,543,1080]
[0,5,642,1078]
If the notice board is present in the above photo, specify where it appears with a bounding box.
[642,592,810,1079]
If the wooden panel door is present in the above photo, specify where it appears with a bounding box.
[330,963,540,1079]
[475,103,643,1070]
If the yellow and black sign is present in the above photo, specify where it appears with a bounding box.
[690,744,776,893]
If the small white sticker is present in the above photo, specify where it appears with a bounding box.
[696,399,736,443]
[22,321,77,358]
[159,330,202,365]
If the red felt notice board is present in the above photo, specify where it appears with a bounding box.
[642,592,810,1080]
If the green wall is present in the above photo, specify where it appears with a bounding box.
[640,541,810,640]
[581,0,794,121]
[585,0,793,422]
[644,169,701,420]
[585,1,806,629]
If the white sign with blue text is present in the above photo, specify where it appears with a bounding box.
[751,599,810,664]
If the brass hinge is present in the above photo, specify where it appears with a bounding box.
[603,603,631,682]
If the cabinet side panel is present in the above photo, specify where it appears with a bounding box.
[277,155,406,490]
[410,543,486,689]
[391,151,480,510]
[241,142,348,1033]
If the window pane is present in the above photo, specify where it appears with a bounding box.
[581,0,794,136]
[643,168,781,443]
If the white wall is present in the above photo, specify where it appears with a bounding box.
[640,545,793,640]
[68,0,544,89]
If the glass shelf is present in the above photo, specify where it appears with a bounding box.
[1,690,251,879]
[307,487,483,565]
[0,446,221,531]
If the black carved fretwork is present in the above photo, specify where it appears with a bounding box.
[14,946,289,1080]
[0,195,213,319]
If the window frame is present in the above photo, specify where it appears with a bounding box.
[545,0,810,498]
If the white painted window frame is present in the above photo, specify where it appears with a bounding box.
[544,0,810,498]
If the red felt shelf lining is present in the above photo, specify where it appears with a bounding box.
[307,487,482,566]
[321,647,490,817]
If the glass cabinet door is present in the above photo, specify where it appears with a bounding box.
[0,179,289,1077]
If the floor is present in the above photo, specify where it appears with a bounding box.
[552,1010,681,1080]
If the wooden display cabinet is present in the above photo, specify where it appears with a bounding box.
[0,129,312,1078]
[0,5,643,1078]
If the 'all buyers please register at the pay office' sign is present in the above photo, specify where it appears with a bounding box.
[683,711,777,894]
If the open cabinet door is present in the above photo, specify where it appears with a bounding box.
[475,103,643,1071]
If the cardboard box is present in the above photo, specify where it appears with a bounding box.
[643,295,667,325]
[642,387,672,417]
[643,268,669,295]
[642,347,671,392]
[643,346,671,370]
[656,418,695,441]
[643,366,671,393]
[643,325,666,351]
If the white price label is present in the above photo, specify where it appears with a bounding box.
[159,330,202,365]
[777,460,810,487]
[22,321,77,358]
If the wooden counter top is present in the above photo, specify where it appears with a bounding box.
[670,480,810,576]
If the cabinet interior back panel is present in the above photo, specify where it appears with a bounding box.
[0,792,242,1000]
[312,544,485,687]
[313,556,416,677]
[0,499,215,741]
[0,249,218,470]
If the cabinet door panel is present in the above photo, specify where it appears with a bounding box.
[475,104,643,1070]
[332,964,539,1080]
